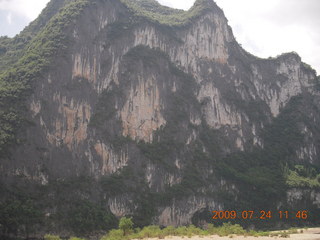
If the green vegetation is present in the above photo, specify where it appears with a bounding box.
[123,46,199,167]
[1,171,311,239]
[104,16,140,46]
[0,36,12,57]
[66,200,117,235]
[285,165,320,188]
[0,0,69,71]
[88,84,134,152]
[0,34,31,72]
[0,0,89,153]
[315,75,320,91]
[119,0,215,27]
[100,46,320,224]
[48,177,118,235]
[155,161,209,204]
[100,167,132,195]
[69,237,86,240]
[101,229,124,240]
[119,217,134,236]
[301,62,317,76]
[0,0,319,237]
[214,95,310,211]
[44,235,86,240]
[99,166,157,227]
[0,176,118,238]
[0,199,42,238]
[124,45,168,67]
[104,0,217,45]
[205,223,246,236]
[119,46,214,206]
[44,234,61,240]
[89,85,123,128]
[100,222,246,240]
[267,228,301,238]
[95,220,303,240]
[40,222,303,240]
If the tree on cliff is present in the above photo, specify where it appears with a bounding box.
[119,217,133,236]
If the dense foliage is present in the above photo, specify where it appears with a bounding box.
[90,45,320,230]
[45,235,86,240]
[72,218,301,240]
[0,177,118,238]
[119,217,133,236]
[285,165,320,188]
[1,0,320,238]
[0,198,42,238]
[0,0,89,153]
[0,0,69,71]
[119,0,216,27]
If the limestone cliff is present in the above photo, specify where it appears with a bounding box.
[0,0,320,237]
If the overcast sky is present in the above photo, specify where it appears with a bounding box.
[0,0,319,74]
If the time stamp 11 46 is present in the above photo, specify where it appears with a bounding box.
[212,210,309,220]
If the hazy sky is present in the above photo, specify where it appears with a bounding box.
[0,0,319,74]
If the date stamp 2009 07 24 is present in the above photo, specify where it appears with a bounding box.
[211,210,308,220]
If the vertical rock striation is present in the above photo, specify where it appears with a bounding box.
[0,0,319,233]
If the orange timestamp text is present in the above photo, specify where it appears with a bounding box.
[212,210,308,220]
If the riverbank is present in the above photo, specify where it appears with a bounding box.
[139,228,320,240]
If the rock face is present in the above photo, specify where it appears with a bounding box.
[0,0,320,236]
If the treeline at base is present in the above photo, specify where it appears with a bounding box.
[44,217,306,240]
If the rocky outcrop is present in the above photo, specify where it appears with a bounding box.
[158,196,221,226]
[0,0,319,234]
[120,75,166,142]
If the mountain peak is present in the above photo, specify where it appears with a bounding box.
[1,0,319,237]
[194,0,218,8]
[120,0,222,27]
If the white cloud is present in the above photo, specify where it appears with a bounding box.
[158,0,194,10]
[159,0,320,74]
[6,11,12,24]
[0,0,48,20]
[212,0,320,73]
[0,0,319,73]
